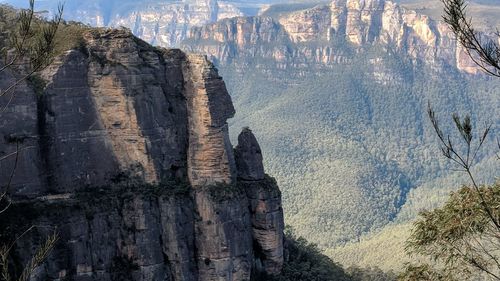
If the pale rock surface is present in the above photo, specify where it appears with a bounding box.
[185,0,484,75]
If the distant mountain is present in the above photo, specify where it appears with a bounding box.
[1,0,243,46]
[0,0,331,47]
[181,0,500,269]
[2,0,498,47]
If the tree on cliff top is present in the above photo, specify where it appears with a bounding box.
[0,1,62,280]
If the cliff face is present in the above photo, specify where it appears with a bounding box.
[184,0,481,75]
[108,1,243,47]
[11,0,244,48]
[0,29,284,281]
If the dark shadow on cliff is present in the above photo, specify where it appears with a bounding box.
[253,228,397,281]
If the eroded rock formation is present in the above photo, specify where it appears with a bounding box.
[21,0,244,48]
[234,128,265,181]
[184,0,483,75]
[0,28,284,281]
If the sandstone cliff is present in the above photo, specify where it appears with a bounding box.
[16,0,244,48]
[109,1,243,48]
[0,28,284,281]
[184,0,483,75]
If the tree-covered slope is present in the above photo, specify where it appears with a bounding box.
[182,0,500,269]
[218,45,500,249]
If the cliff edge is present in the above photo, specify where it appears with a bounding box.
[0,28,284,281]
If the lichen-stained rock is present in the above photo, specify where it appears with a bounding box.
[182,54,237,187]
[158,195,199,281]
[278,5,333,43]
[0,28,241,197]
[234,128,265,181]
[186,16,291,65]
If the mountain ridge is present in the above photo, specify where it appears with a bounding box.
[184,0,485,76]
[181,0,500,269]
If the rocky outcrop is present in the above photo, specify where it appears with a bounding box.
[182,55,237,187]
[193,188,253,280]
[234,128,283,274]
[183,0,483,75]
[234,128,265,181]
[243,179,284,275]
[0,28,284,281]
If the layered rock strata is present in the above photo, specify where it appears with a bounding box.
[22,0,244,47]
[0,28,284,281]
[184,0,484,75]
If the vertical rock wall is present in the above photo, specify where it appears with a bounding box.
[182,54,237,187]
[0,28,284,281]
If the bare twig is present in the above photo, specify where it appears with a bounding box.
[428,104,500,231]
[0,2,64,280]
[0,142,20,215]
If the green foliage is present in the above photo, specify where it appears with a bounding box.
[0,4,92,63]
[75,173,192,206]
[348,266,398,281]
[404,183,500,280]
[273,236,351,281]
[203,181,246,203]
[398,264,454,281]
[26,73,45,95]
[328,223,413,272]
[217,40,500,256]
[51,21,91,56]
[199,20,500,269]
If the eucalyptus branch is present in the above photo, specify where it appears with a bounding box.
[0,0,36,74]
[16,232,58,281]
[442,0,500,77]
[428,104,500,231]
[0,1,63,100]
[0,2,64,280]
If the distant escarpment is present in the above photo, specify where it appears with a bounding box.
[11,0,244,48]
[179,0,500,265]
[0,29,283,281]
[183,0,481,75]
